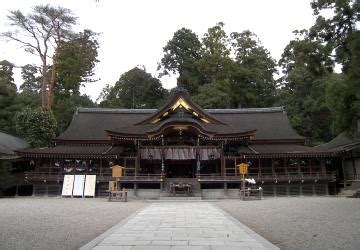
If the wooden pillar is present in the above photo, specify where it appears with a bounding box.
[61,159,64,175]
[234,157,237,176]
[341,156,346,188]
[35,159,40,172]
[15,185,19,197]
[351,151,357,179]
[99,159,103,177]
[284,158,288,175]
[135,144,140,177]
[309,158,312,176]
[271,158,275,176]
[320,159,326,175]
[258,158,261,178]
[49,159,52,175]
[124,158,127,176]
[220,148,225,176]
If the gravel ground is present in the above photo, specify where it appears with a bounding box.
[216,197,360,250]
[1,197,359,250]
[0,198,146,250]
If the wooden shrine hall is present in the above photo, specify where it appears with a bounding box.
[18,90,345,198]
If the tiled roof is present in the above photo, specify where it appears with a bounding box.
[56,106,303,141]
[17,145,123,158]
[0,131,29,158]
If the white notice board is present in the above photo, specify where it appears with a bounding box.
[84,175,96,197]
[72,175,85,196]
[62,175,74,196]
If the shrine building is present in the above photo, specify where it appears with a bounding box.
[18,90,355,198]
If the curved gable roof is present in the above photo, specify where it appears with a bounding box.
[56,106,304,142]
[0,131,29,156]
[136,90,224,125]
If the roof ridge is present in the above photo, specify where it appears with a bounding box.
[76,106,284,114]
[205,107,284,113]
[77,107,157,114]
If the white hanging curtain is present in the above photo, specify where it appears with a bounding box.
[165,148,173,160]
[188,148,196,159]
[199,148,209,161]
[140,148,149,159]
[179,148,186,160]
[153,148,162,160]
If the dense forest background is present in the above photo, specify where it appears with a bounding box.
[1,0,359,147]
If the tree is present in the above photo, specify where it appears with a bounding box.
[17,64,42,109]
[231,31,277,107]
[278,30,334,143]
[3,4,77,108]
[158,28,202,93]
[56,29,99,97]
[309,0,360,136]
[0,60,18,133]
[158,23,278,109]
[310,0,360,71]
[15,107,57,147]
[326,32,360,136]
[20,64,41,93]
[193,80,232,108]
[190,23,234,107]
[100,67,168,109]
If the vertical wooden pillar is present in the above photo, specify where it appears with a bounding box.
[234,157,237,176]
[135,144,140,177]
[258,158,261,178]
[220,149,225,176]
[351,151,357,179]
[49,159,53,175]
[124,158,127,176]
[312,183,316,196]
[35,159,40,172]
[341,156,346,188]
[271,158,275,176]
[320,159,326,175]
[309,158,312,176]
[61,159,64,175]
[284,158,288,175]
[99,159,103,177]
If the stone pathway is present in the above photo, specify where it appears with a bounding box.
[81,202,278,250]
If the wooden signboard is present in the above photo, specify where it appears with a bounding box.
[109,180,117,191]
[84,175,96,197]
[62,175,74,196]
[112,165,124,178]
[72,175,86,197]
[237,163,249,175]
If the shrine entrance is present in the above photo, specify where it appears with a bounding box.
[165,159,196,178]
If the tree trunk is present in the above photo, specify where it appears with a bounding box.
[47,47,60,109]
[41,63,48,108]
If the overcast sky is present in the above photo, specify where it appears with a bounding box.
[0,0,316,101]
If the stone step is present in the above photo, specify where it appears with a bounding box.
[158,196,202,201]
[338,189,359,197]
[160,191,202,197]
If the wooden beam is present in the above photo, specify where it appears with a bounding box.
[99,159,103,177]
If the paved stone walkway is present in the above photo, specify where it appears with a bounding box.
[81,202,278,250]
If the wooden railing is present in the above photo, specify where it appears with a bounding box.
[24,171,163,183]
[24,169,336,184]
[196,172,336,182]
